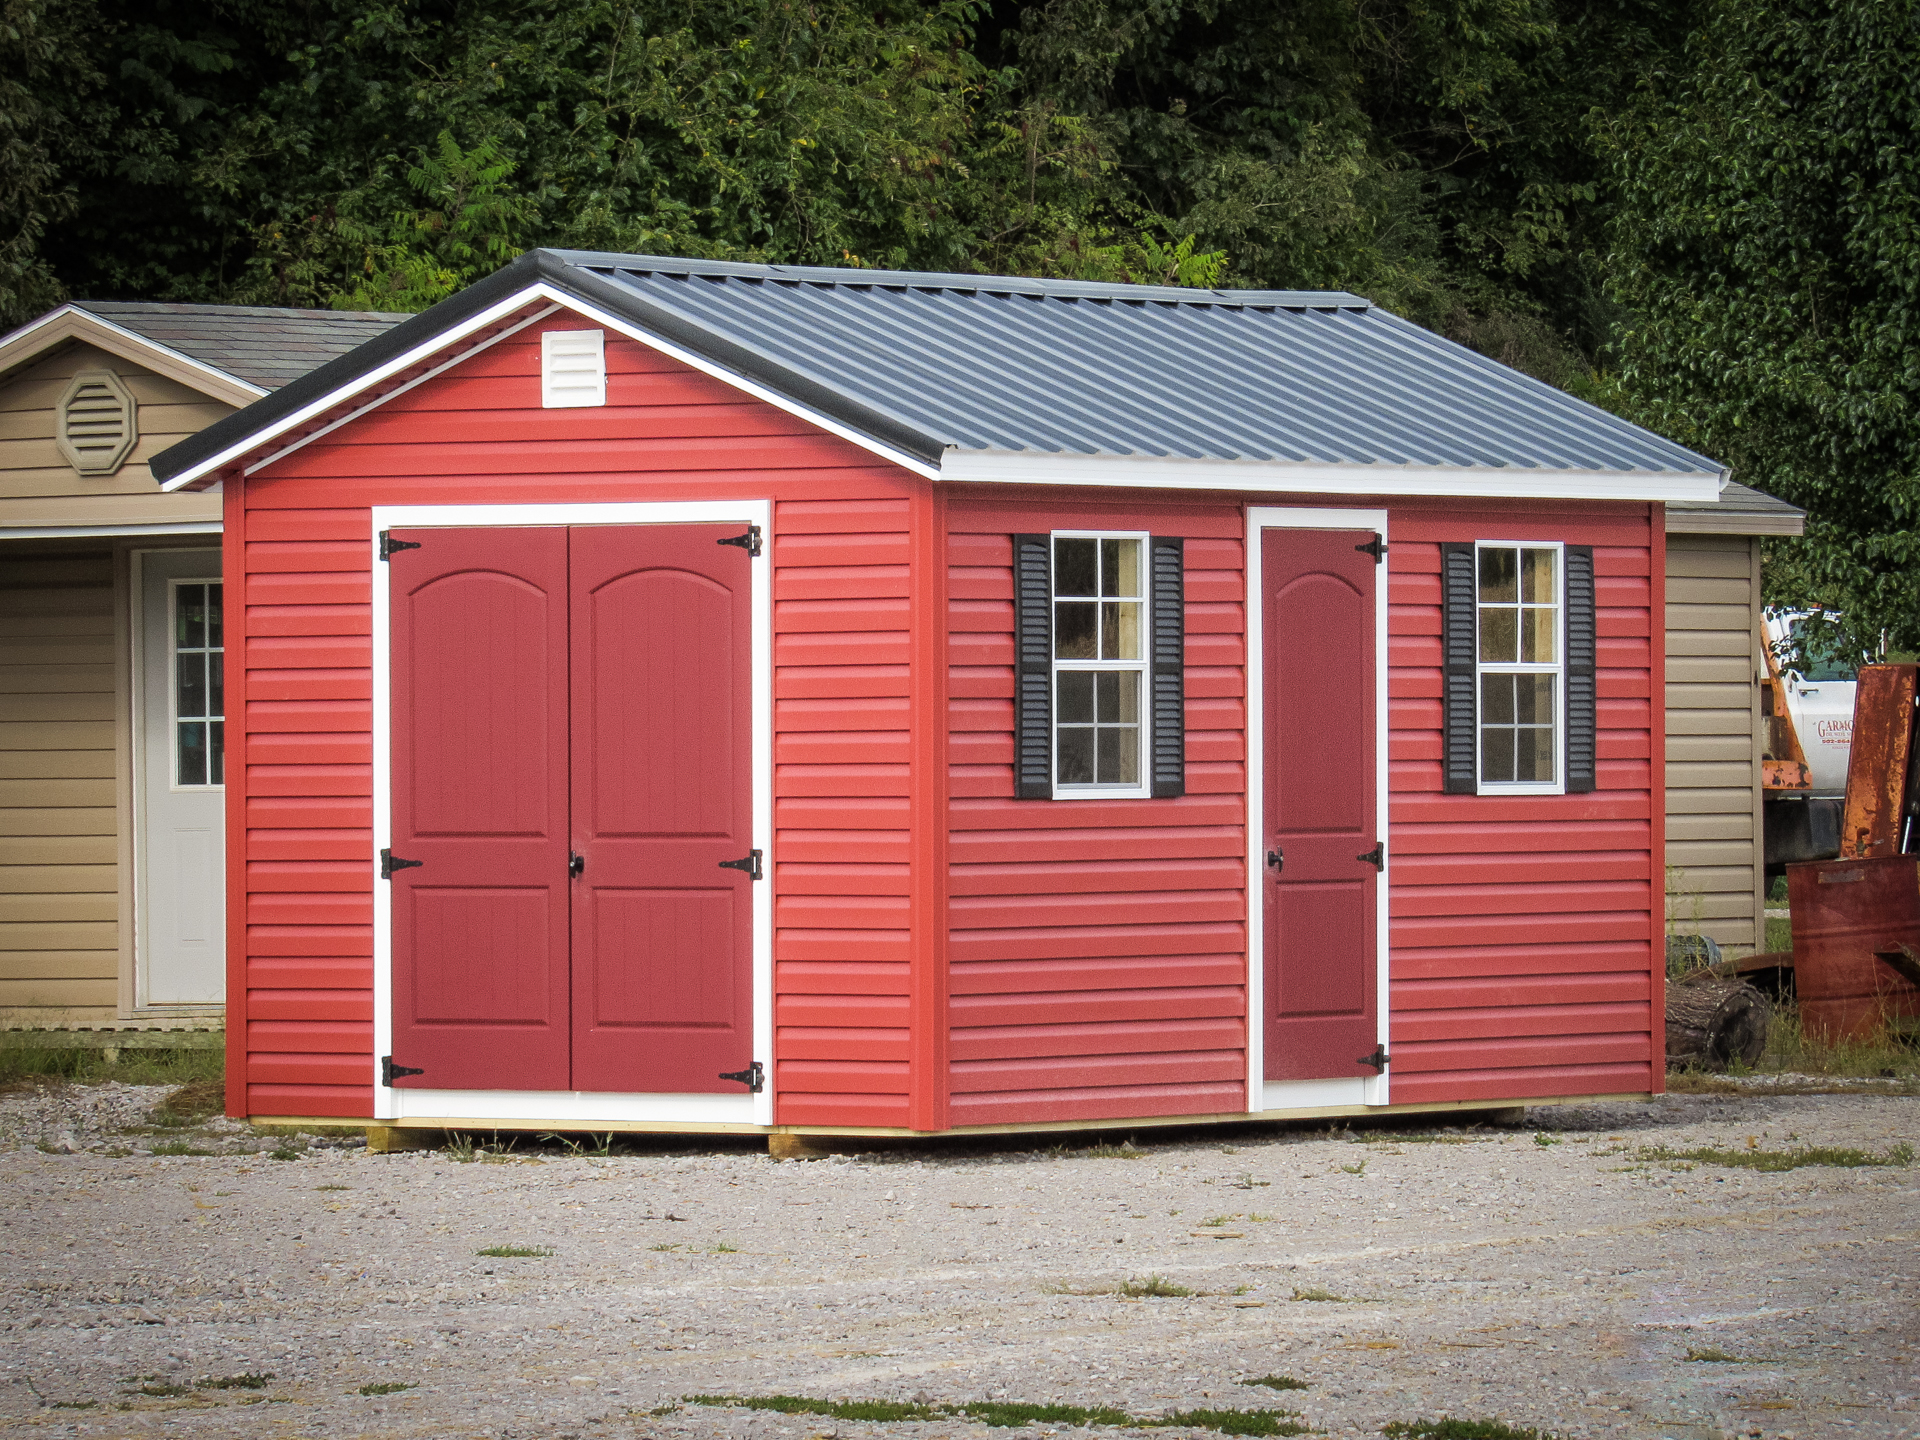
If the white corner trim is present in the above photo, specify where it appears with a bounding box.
[370,498,775,1127]
[1245,505,1391,1111]
[940,450,1722,504]
[163,282,940,491]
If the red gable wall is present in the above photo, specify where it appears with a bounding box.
[225,312,933,1125]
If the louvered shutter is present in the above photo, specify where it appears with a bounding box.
[1013,534,1053,799]
[1439,542,1478,794]
[1149,535,1186,797]
[1563,544,1597,792]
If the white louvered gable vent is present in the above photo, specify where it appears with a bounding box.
[58,369,138,475]
[541,329,606,408]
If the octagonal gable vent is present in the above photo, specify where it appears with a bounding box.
[58,369,138,476]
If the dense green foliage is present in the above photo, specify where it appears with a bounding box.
[1,0,1913,636]
[1599,0,1920,654]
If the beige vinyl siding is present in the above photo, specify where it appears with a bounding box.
[1665,533,1765,951]
[0,340,234,503]
[0,545,118,1014]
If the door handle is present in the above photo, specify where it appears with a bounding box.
[568,852,585,879]
[1266,848,1283,872]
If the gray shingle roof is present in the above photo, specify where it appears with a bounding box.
[77,301,407,392]
[150,249,1725,486]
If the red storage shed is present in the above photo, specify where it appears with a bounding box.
[149,250,1724,1143]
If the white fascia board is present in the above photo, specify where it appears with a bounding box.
[0,304,269,402]
[0,521,221,539]
[162,281,940,491]
[939,449,1726,503]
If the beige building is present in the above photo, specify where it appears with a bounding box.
[0,302,400,1028]
[1663,481,1805,955]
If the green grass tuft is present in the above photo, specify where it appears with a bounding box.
[476,1244,552,1258]
[1240,1375,1310,1391]
[1119,1274,1192,1297]
[1382,1420,1552,1439]
[1682,1347,1741,1362]
[358,1381,416,1396]
[132,1382,191,1397]
[1290,1286,1349,1302]
[683,1394,1304,1434]
[1633,1142,1912,1172]
[198,1372,273,1390]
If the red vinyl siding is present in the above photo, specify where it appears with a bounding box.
[945,495,1251,1128]
[1384,503,1659,1102]
[231,310,922,1122]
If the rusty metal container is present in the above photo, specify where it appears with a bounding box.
[1786,855,1920,1042]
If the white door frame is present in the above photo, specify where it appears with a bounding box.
[1245,506,1391,1112]
[129,547,226,1012]
[370,500,775,1126]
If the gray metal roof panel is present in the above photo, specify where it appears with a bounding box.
[75,301,409,391]
[148,249,1722,485]
[580,260,1719,474]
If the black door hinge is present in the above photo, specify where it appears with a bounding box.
[1356,843,1384,869]
[718,1060,764,1092]
[380,849,423,879]
[379,532,422,561]
[717,526,762,557]
[1356,1045,1389,1072]
[1355,535,1386,563]
[718,849,763,880]
[1266,848,1284,872]
[568,851,585,879]
[382,1056,425,1086]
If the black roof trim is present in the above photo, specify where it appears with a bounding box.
[149,249,951,484]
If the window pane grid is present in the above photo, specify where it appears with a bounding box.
[1475,545,1560,788]
[1052,534,1146,791]
[174,582,225,787]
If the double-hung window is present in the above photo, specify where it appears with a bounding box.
[1475,542,1562,791]
[1051,533,1149,795]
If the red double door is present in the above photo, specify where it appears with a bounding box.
[1261,528,1381,1081]
[386,524,754,1094]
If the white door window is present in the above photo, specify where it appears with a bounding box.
[137,550,225,1008]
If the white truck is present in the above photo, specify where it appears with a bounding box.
[1763,609,1858,796]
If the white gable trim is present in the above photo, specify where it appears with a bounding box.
[160,282,942,490]
[938,449,1725,503]
[0,305,269,408]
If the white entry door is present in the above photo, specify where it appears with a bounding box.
[136,550,225,1007]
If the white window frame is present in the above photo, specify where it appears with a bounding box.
[168,577,225,791]
[1049,529,1152,800]
[1474,538,1566,796]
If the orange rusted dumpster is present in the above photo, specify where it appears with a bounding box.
[1786,855,1920,1042]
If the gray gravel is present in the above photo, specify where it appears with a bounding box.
[1,1083,1916,1440]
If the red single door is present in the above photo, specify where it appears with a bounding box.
[568,525,755,1093]
[1262,528,1380,1080]
[388,527,572,1091]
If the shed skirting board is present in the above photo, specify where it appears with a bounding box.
[250,1092,1651,1136]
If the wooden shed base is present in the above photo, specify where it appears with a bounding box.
[253,1092,1650,1149]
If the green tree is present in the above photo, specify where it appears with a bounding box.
[1599,0,1920,654]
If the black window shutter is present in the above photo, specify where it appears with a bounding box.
[1439,542,1478,794]
[1149,535,1186,798]
[1013,534,1053,798]
[1564,544,1597,793]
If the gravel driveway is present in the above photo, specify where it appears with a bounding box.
[1,1083,1915,1440]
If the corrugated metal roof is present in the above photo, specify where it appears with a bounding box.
[77,301,408,392]
[147,249,1724,487]
[566,252,1720,476]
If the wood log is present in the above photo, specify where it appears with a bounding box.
[1666,978,1771,1069]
